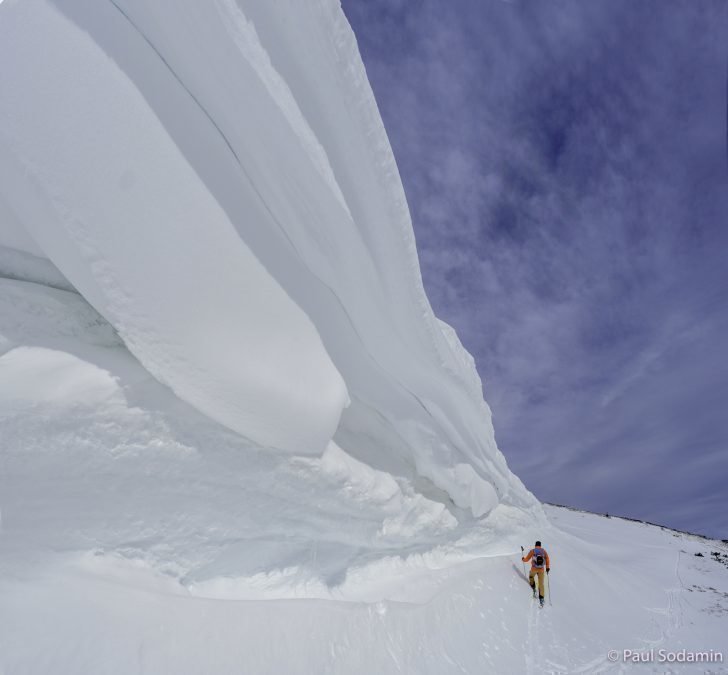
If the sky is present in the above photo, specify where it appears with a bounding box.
[341,0,728,538]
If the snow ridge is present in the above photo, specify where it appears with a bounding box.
[0,0,536,515]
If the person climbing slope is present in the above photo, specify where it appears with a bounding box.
[522,540,550,606]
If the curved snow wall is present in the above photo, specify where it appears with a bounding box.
[0,0,536,517]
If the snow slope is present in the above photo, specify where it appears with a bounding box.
[3,1,725,672]
[4,511,725,675]
[0,279,523,598]
[0,0,533,516]
[1,279,726,673]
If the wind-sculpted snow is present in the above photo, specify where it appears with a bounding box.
[0,0,536,515]
[0,1,349,455]
[5,8,727,672]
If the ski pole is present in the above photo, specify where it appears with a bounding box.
[520,546,527,578]
[547,570,553,606]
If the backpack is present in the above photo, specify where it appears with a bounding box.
[533,548,545,568]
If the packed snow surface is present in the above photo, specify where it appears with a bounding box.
[0,0,535,515]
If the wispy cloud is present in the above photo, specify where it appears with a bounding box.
[343,0,728,537]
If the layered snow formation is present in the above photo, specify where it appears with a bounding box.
[0,275,536,610]
[0,1,349,456]
[0,0,535,516]
[3,4,728,673]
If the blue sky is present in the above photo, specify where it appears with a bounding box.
[341,0,728,538]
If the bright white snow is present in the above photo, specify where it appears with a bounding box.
[0,1,348,457]
[1,1,725,673]
[0,0,533,515]
[1,278,726,673]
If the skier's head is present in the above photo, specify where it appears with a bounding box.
[535,540,541,547]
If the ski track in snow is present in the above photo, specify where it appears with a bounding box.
[525,596,539,674]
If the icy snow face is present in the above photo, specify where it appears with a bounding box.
[0,0,536,515]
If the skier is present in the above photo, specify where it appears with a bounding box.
[522,540,550,606]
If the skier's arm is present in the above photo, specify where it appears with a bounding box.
[522,550,533,563]
[545,551,550,571]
